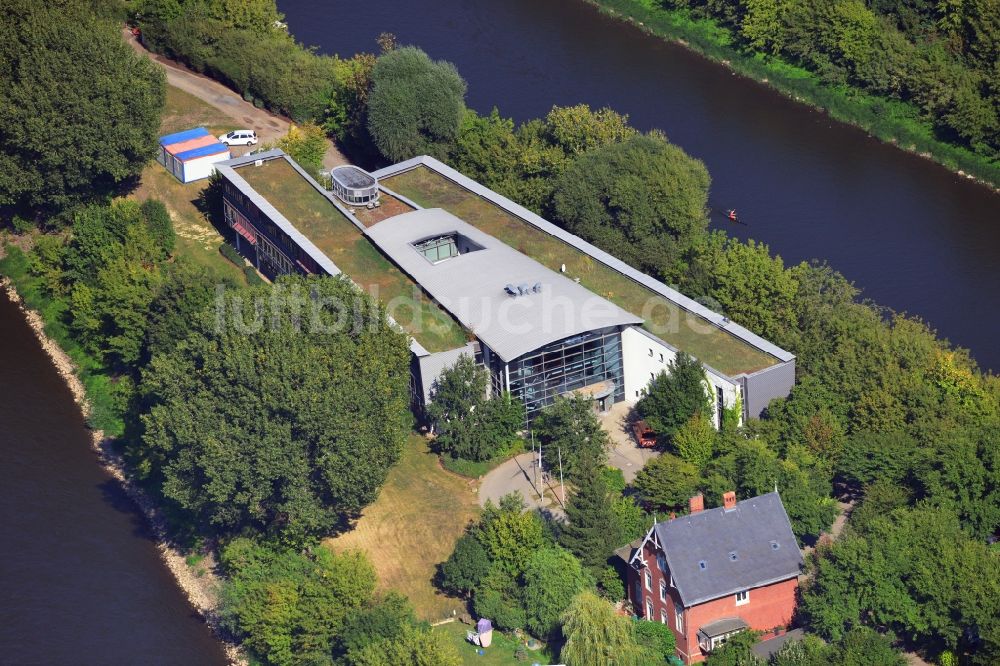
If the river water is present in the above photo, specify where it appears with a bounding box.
[0,292,227,664]
[279,0,1000,372]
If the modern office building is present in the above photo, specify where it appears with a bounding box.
[214,150,795,426]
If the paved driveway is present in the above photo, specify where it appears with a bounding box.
[600,401,659,483]
[478,401,659,514]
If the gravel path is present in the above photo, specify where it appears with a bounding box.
[124,27,348,169]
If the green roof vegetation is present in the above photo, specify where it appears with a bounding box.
[236,159,468,353]
[383,166,779,376]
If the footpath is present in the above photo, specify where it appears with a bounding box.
[123,27,347,170]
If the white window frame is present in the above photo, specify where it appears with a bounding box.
[659,580,667,602]
[646,599,654,620]
[674,600,684,633]
[644,569,652,592]
[660,608,668,625]
[735,589,750,606]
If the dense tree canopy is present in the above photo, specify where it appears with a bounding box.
[220,538,376,666]
[637,352,712,443]
[427,355,522,462]
[533,396,610,481]
[560,453,623,576]
[550,132,710,279]
[0,0,164,221]
[560,591,650,666]
[139,275,412,544]
[367,46,467,162]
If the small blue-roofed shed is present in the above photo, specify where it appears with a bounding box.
[156,127,231,183]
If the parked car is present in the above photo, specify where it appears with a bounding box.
[632,419,657,448]
[218,130,258,146]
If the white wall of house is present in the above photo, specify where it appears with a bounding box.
[621,325,741,428]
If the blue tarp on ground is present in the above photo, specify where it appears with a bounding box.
[175,143,229,161]
[159,127,210,146]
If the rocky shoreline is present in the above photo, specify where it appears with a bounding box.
[1,278,246,666]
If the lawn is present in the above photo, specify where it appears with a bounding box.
[433,621,557,666]
[235,158,469,352]
[384,166,779,376]
[130,85,248,285]
[159,85,235,137]
[323,433,480,621]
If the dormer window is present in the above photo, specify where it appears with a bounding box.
[657,552,667,573]
[735,589,749,606]
[728,551,738,562]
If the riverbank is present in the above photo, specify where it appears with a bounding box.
[0,276,245,666]
[583,0,1000,193]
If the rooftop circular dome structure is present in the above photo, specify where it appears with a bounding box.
[330,165,380,206]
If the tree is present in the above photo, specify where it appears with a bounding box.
[477,494,547,577]
[673,412,716,468]
[220,538,376,666]
[350,624,461,666]
[139,275,412,544]
[334,593,428,662]
[533,396,610,481]
[438,533,490,596]
[560,453,623,576]
[543,104,638,157]
[145,259,234,361]
[550,132,710,279]
[428,355,522,461]
[632,453,700,514]
[0,0,165,220]
[366,46,467,161]
[520,547,594,639]
[560,591,649,666]
[637,352,712,443]
[139,200,176,260]
[276,123,328,178]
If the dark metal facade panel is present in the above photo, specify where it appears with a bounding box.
[743,360,796,419]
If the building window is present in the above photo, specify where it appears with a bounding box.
[634,580,642,606]
[650,372,655,380]
[674,600,684,633]
[660,609,668,625]
[644,569,652,592]
[659,580,667,602]
[735,589,749,606]
[659,353,664,362]
[648,348,653,357]
[657,552,667,573]
[646,599,654,620]
[717,386,725,427]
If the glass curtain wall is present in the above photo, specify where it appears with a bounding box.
[504,326,625,422]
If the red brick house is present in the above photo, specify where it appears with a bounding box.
[617,491,803,664]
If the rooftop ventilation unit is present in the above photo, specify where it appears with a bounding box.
[254,159,263,167]
[504,284,517,297]
[517,284,530,295]
[532,282,542,293]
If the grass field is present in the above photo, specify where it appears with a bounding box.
[323,434,480,621]
[130,85,248,285]
[236,158,469,352]
[384,166,779,376]
[433,621,556,665]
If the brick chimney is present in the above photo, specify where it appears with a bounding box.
[723,491,737,511]
[689,493,704,514]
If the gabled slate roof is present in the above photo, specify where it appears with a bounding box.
[654,492,802,607]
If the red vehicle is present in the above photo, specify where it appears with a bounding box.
[633,420,657,448]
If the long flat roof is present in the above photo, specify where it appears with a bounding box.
[376,157,794,377]
[364,208,642,362]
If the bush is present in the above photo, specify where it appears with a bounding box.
[367,46,467,162]
[219,241,244,267]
